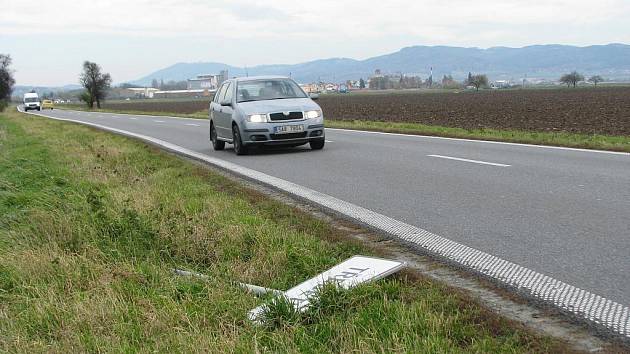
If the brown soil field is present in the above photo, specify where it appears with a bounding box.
[317,88,630,136]
[100,87,630,136]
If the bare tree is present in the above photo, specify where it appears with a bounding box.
[588,75,604,86]
[469,74,488,91]
[79,61,112,108]
[0,54,15,112]
[559,71,584,88]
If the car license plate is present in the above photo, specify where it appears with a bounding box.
[274,125,304,134]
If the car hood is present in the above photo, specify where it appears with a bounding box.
[237,98,320,114]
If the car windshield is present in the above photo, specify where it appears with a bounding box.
[24,97,39,103]
[237,79,307,103]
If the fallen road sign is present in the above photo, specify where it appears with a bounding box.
[249,255,405,322]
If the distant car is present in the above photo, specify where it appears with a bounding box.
[42,99,54,110]
[23,92,41,111]
[209,76,325,155]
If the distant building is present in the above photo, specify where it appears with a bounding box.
[300,83,320,93]
[491,80,511,89]
[124,87,159,98]
[187,70,228,90]
[154,89,212,99]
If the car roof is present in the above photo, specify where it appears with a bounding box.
[232,75,291,82]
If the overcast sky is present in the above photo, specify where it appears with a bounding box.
[2,0,629,86]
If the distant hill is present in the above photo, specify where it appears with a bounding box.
[132,44,630,85]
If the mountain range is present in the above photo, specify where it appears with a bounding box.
[133,43,630,85]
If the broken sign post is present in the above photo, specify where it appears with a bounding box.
[171,268,283,297]
[248,255,405,322]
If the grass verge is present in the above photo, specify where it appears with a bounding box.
[57,105,629,152]
[0,108,571,351]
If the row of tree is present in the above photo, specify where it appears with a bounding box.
[0,54,15,111]
[464,73,489,91]
[364,70,605,91]
[367,75,424,90]
[150,78,188,90]
[560,71,603,87]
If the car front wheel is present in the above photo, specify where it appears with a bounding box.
[310,139,325,150]
[210,123,225,150]
[232,124,248,155]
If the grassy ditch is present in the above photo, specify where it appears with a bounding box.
[0,109,572,352]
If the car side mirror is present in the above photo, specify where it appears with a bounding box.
[220,100,232,107]
[309,93,319,100]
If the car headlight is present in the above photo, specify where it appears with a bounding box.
[248,114,267,123]
[305,110,322,119]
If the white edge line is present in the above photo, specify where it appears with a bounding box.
[428,154,511,167]
[17,106,630,339]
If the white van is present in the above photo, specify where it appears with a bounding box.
[23,92,41,111]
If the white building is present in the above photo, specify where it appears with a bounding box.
[125,87,159,98]
[187,71,228,90]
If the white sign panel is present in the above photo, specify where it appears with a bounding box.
[248,256,405,322]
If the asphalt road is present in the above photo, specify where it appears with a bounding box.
[29,108,630,306]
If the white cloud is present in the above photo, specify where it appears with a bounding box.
[2,0,628,42]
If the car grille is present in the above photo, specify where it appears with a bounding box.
[270,132,308,140]
[269,111,303,121]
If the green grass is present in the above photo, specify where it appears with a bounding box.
[326,119,630,153]
[0,108,574,352]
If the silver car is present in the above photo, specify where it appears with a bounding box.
[209,76,325,155]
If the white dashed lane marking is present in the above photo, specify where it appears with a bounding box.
[428,154,511,167]
[185,123,200,127]
[153,120,165,123]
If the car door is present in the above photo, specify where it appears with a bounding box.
[210,83,228,138]
[216,81,234,139]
